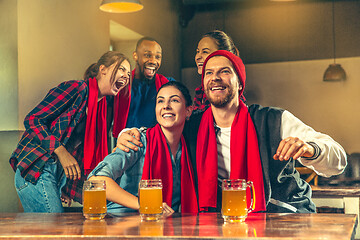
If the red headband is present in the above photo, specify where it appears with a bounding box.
[201,50,246,99]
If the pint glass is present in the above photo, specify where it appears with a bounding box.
[221,179,255,222]
[83,180,107,220]
[139,179,163,221]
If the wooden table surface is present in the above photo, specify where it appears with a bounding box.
[0,212,357,239]
[312,185,360,198]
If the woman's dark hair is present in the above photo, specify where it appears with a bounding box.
[157,81,193,107]
[83,51,131,84]
[202,30,240,57]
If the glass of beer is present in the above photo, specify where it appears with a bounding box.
[138,179,163,221]
[221,179,255,223]
[83,180,107,220]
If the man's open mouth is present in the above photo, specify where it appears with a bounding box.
[144,65,157,77]
[210,86,226,91]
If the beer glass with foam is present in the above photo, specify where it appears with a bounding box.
[83,180,107,220]
[221,179,255,222]
[139,179,163,221]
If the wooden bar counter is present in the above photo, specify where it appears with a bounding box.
[311,185,360,239]
[0,212,357,239]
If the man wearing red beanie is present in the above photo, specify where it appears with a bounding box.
[184,50,347,213]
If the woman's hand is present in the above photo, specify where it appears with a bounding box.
[273,137,315,161]
[54,145,81,180]
[162,202,175,217]
[61,192,72,207]
[116,129,143,152]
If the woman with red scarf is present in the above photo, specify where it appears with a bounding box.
[10,51,132,212]
[88,81,198,214]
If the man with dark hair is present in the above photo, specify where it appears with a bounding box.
[113,37,175,137]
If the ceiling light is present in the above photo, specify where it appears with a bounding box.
[100,0,143,13]
[323,63,346,82]
[323,0,346,82]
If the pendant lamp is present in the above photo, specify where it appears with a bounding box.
[100,0,143,13]
[323,0,346,82]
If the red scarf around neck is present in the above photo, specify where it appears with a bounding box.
[141,124,198,213]
[83,78,109,175]
[196,101,266,212]
[112,69,169,137]
[112,73,131,138]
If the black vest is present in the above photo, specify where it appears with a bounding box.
[183,104,316,213]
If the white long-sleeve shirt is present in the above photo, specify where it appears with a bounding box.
[281,110,347,177]
[217,110,347,179]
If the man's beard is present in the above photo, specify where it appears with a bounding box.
[205,84,236,108]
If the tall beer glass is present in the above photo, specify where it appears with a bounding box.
[83,180,107,220]
[139,179,163,221]
[221,179,255,222]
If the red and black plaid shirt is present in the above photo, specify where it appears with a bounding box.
[10,80,98,203]
[193,85,210,112]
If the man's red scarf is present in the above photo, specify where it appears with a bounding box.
[141,124,198,213]
[196,103,266,212]
[83,78,109,175]
[196,50,266,212]
[112,69,168,137]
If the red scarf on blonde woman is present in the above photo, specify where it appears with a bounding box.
[83,78,109,175]
[112,76,131,138]
[196,50,266,212]
[141,124,198,213]
[112,69,169,137]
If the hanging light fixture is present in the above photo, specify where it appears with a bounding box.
[100,0,143,13]
[323,0,346,82]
